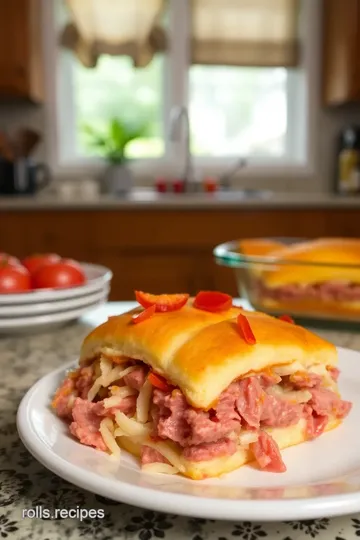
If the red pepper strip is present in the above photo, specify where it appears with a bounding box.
[237,313,256,345]
[135,291,189,312]
[132,305,156,324]
[193,290,232,312]
[279,314,295,324]
[148,371,172,392]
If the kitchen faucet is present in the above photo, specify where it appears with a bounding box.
[169,106,194,192]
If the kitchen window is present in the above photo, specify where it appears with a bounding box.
[52,0,318,176]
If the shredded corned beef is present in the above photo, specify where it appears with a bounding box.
[149,368,351,470]
[328,367,340,381]
[235,377,265,428]
[261,394,303,427]
[92,395,137,417]
[152,390,191,444]
[124,366,148,391]
[52,364,96,419]
[69,398,107,452]
[260,372,281,387]
[251,431,286,472]
[68,396,137,451]
[54,356,351,474]
[309,387,352,418]
[304,405,328,439]
[182,438,237,462]
[257,279,360,302]
[141,446,168,465]
[52,378,77,419]
[74,365,95,399]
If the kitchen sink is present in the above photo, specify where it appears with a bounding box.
[214,189,273,200]
[125,188,273,202]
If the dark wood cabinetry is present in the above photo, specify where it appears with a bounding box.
[0,0,43,102]
[323,0,360,105]
[1,207,360,300]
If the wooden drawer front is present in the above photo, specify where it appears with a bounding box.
[91,209,332,250]
[0,212,95,259]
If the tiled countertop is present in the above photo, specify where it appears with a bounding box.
[2,190,360,210]
[1,302,360,540]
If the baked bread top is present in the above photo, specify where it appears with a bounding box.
[258,238,360,287]
[80,302,337,409]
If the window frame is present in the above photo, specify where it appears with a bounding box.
[44,0,320,182]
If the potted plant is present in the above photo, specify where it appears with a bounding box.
[82,118,148,194]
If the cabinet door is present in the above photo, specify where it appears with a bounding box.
[323,0,360,105]
[0,1,29,98]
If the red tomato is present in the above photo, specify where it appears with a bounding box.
[0,253,21,266]
[61,258,84,272]
[132,305,156,324]
[135,291,189,312]
[0,264,31,293]
[193,291,232,312]
[32,261,86,290]
[22,253,61,274]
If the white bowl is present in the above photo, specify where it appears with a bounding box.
[0,263,112,305]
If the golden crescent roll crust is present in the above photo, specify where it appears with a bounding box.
[80,303,337,409]
[261,238,360,287]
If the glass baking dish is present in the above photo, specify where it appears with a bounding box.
[213,237,360,322]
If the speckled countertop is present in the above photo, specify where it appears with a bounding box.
[2,190,360,210]
[2,302,360,540]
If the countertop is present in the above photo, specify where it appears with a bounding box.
[2,189,360,210]
[2,302,360,540]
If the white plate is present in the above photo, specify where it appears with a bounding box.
[0,263,112,305]
[0,295,108,334]
[17,347,360,521]
[0,286,110,317]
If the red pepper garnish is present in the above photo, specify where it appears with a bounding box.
[132,305,156,324]
[237,313,256,345]
[279,314,295,324]
[135,291,189,312]
[193,291,232,312]
[148,371,172,392]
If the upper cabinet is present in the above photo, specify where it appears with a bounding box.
[323,0,360,106]
[0,0,44,103]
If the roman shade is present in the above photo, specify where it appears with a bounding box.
[191,0,300,67]
[61,0,300,69]
[61,0,167,68]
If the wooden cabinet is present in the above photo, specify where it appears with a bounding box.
[323,0,360,105]
[0,207,360,300]
[0,0,43,103]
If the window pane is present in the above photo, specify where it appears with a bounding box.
[73,55,164,159]
[189,66,287,158]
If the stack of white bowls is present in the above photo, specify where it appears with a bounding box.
[0,263,112,334]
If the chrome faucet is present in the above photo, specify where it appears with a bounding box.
[169,106,194,192]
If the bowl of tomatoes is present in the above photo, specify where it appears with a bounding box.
[0,253,112,333]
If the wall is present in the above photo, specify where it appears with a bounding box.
[1,0,360,194]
